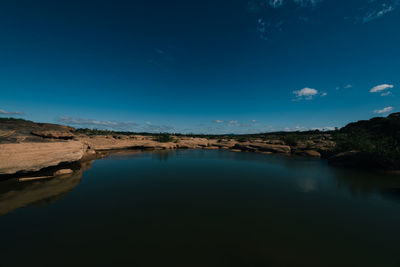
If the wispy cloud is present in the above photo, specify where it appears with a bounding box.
[268,0,284,8]
[264,0,323,8]
[211,119,259,131]
[213,120,239,125]
[251,0,323,40]
[257,18,282,40]
[362,1,400,23]
[154,48,165,55]
[370,83,394,93]
[251,0,399,42]
[0,109,24,116]
[374,106,394,114]
[381,91,392,96]
[293,87,319,100]
[141,123,175,133]
[148,47,175,67]
[57,116,137,130]
[336,84,352,90]
[293,0,322,7]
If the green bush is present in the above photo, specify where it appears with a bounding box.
[236,137,249,142]
[282,134,302,146]
[154,133,174,143]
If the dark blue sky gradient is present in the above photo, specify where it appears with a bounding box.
[1,0,399,133]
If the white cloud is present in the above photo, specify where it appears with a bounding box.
[381,91,392,96]
[321,92,327,97]
[214,120,224,123]
[0,109,24,115]
[370,84,394,93]
[228,120,239,125]
[57,116,137,130]
[293,87,319,100]
[374,106,394,114]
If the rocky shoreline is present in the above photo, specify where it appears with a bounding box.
[1,114,399,179]
[0,119,337,178]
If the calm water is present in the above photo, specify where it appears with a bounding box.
[1,150,400,267]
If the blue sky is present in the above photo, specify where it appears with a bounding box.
[0,0,399,134]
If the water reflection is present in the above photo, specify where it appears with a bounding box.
[151,150,172,161]
[211,150,400,201]
[1,150,399,218]
[331,167,400,199]
[0,161,92,216]
[297,177,318,193]
[0,150,399,267]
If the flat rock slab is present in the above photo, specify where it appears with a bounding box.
[0,141,85,175]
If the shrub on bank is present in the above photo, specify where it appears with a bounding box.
[154,133,174,143]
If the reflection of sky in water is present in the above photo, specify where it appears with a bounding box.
[297,178,318,193]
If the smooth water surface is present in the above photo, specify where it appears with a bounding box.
[1,150,400,267]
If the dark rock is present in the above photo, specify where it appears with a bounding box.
[294,150,321,158]
[31,130,75,140]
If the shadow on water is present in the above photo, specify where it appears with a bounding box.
[0,161,92,216]
[329,165,400,201]
[216,150,400,203]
